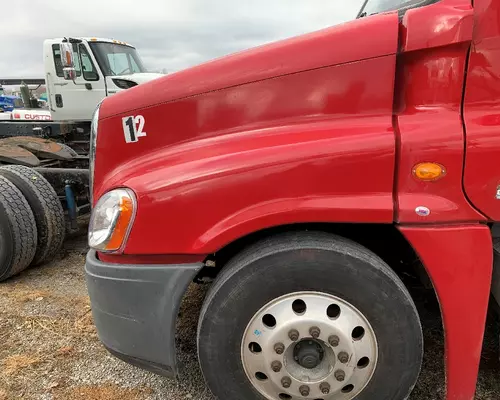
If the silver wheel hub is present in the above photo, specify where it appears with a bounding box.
[241,292,378,399]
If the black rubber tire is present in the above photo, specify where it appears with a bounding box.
[0,165,65,266]
[0,175,37,281]
[197,232,423,400]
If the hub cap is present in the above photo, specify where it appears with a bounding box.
[241,292,378,399]
[293,339,324,369]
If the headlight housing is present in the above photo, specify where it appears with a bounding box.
[88,188,136,252]
[89,102,102,205]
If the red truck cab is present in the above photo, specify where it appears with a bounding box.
[85,0,500,398]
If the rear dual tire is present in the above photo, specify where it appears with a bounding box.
[0,166,65,281]
[0,176,37,281]
[197,232,423,400]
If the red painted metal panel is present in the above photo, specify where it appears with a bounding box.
[400,224,492,400]
[99,12,399,119]
[95,53,398,255]
[400,0,473,52]
[463,0,500,221]
[395,0,485,223]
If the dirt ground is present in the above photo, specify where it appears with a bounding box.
[1,240,500,399]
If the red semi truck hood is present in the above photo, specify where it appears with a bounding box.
[94,12,399,204]
[99,13,397,121]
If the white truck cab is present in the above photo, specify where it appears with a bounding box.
[44,38,162,122]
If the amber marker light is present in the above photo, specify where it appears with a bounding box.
[413,162,446,181]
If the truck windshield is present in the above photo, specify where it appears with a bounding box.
[358,0,437,17]
[89,42,147,76]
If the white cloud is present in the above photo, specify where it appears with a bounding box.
[0,0,363,78]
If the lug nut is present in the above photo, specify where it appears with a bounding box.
[281,376,291,388]
[274,342,285,355]
[338,351,349,364]
[299,385,310,397]
[335,369,346,382]
[328,335,340,347]
[320,382,331,394]
[288,329,299,341]
[309,326,320,339]
[271,360,282,372]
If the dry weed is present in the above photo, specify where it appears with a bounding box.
[56,346,75,357]
[1,354,41,376]
[0,288,51,304]
[53,383,152,400]
[18,313,96,338]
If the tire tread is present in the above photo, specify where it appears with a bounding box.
[0,176,37,280]
[0,165,65,265]
[199,231,417,337]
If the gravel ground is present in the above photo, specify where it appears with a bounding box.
[1,238,500,399]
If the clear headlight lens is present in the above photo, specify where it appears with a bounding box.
[88,188,136,252]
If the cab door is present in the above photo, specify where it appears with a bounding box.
[463,0,500,220]
[47,42,106,122]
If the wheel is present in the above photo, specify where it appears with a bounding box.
[0,165,65,265]
[197,232,423,400]
[0,175,37,281]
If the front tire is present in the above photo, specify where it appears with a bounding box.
[197,232,422,400]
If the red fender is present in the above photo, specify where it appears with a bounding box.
[399,224,492,400]
[93,12,401,256]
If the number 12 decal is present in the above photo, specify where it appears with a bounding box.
[122,115,146,143]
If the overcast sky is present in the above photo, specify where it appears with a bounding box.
[1,0,363,79]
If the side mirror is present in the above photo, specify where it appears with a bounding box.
[63,68,77,80]
[60,42,76,81]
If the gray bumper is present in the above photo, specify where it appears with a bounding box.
[85,250,202,377]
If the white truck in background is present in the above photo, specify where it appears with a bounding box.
[0,37,161,122]
[44,37,162,121]
[0,107,52,121]
[0,37,163,237]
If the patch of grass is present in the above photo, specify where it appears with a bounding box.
[0,293,95,339]
[73,311,95,336]
[0,287,51,304]
[56,346,75,357]
[19,313,96,338]
[66,295,91,310]
[53,384,153,400]
[0,388,9,400]
[1,354,41,376]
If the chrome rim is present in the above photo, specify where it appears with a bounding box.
[241,291,378,399]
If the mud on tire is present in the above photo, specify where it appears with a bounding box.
[0,165,65,266]
[0,176,37,281]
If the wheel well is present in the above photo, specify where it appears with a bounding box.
[189,223,444,395]
[197,223,433,291]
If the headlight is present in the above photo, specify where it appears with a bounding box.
[89,102,102,205]
[88,188,136,252]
